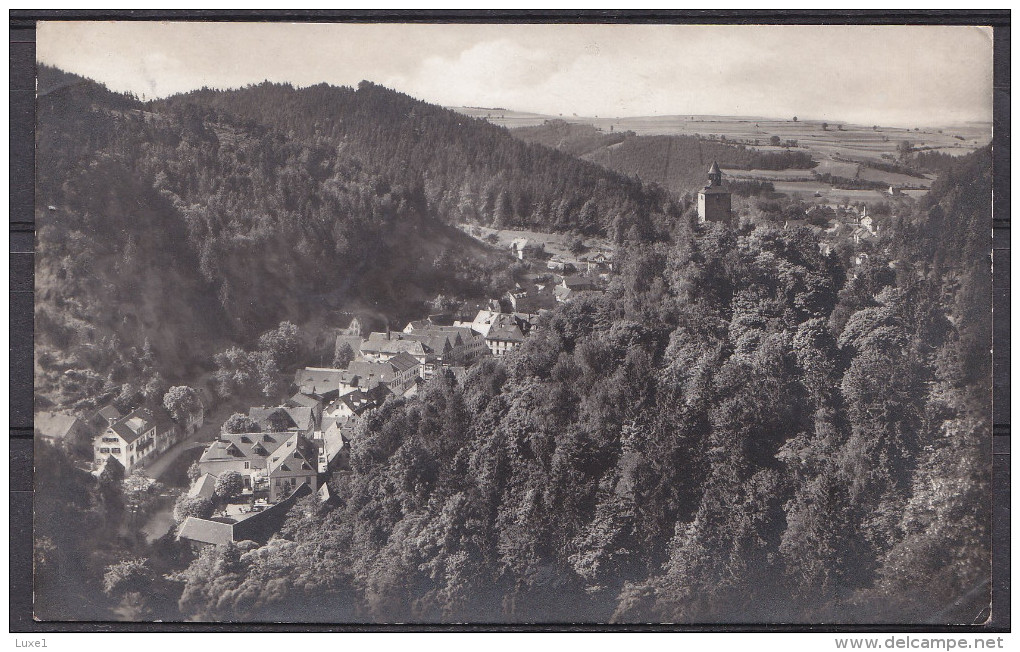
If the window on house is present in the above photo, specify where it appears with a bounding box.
[244,461,250,469]
[99,447,110,454]
[111,448,121,454]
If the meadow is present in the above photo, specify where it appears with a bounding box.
[454,107,990,206]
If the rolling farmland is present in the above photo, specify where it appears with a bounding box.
[454,106,991,204]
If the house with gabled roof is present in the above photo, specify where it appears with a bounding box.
[504,282,556,313]
[198,431,287,488]
[35,411,83,447]
[335,333,363,361]
[315,417,352,473]
[561,275,601,292]
[547,256,569,272]
[285,392,324,429]
[248,405,315,437]
[188,473,218,500]
[339,353,418,396]
[554,275,604,303]
[385,352,421,393]
[177,483,314,547]
[581,249,614,273]
[484,313,526,357]
[399,324,488,368]
[402,314,454,333]
[197,427,319,502]
[324,388,378,424]
[293,367,344,401]
[360,332,435,374]
[403,319,429,333]
[463,309,501,338]
[177,516,234,547]
[89,405,122,432]
[265,433,318,502]
[93,407,159,473]
[852,226,876,245]
[510,238,545,260]
[339,360,391,394]
[151,409,181,456]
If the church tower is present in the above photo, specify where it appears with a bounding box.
[697,161,732,225]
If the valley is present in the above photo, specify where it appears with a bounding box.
[32,67,994,626]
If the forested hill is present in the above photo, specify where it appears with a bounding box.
[166,148,991,624]
[512,119,815,197]
[34,66,516,409]
[156,81,679,239]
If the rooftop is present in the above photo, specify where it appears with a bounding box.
[248,406,314,432]
[294,367,344,396]
[108,408,156,444]
[35,411,81,440]
[266,433,316,476]
[388,351,421,373]
[286,392,322,409]
[188,473,218,500]
[200,431,291,464]
[177,516,234,546]
[94,405,122,424]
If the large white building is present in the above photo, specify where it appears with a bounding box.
[94,408,163,473]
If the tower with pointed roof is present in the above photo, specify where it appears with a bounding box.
[697,161,732,225]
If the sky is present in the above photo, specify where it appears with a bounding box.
[36,22,994,127]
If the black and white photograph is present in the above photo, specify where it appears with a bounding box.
[29,19,998,626]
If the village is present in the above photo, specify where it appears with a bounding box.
[33,164,889,549]
[22,21,995,630]
[33,219,619,548]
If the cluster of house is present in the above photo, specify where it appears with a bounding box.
[196,404,321,503]
[106,239,610,547]
[176,306,567,546]
[35,403,199,476]
[502,273,607,314]
[176,395,345,547]
[816,204,884,255]
[508,236,615,277]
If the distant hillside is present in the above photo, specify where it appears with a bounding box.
[512,120,816,197]
[35,66,517,409]
[510,120,627,157]
[156,82,679,239]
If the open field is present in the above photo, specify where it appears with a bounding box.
[454,106,985,208]
[454,107,990,162]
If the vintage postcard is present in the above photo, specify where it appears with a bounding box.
[32,21,994,625]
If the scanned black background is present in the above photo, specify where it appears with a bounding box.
[8,9,1010,633]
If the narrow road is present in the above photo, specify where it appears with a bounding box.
[144,401,237,481]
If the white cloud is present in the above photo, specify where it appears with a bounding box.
[386,39,562,109]
[37,22,994,126]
